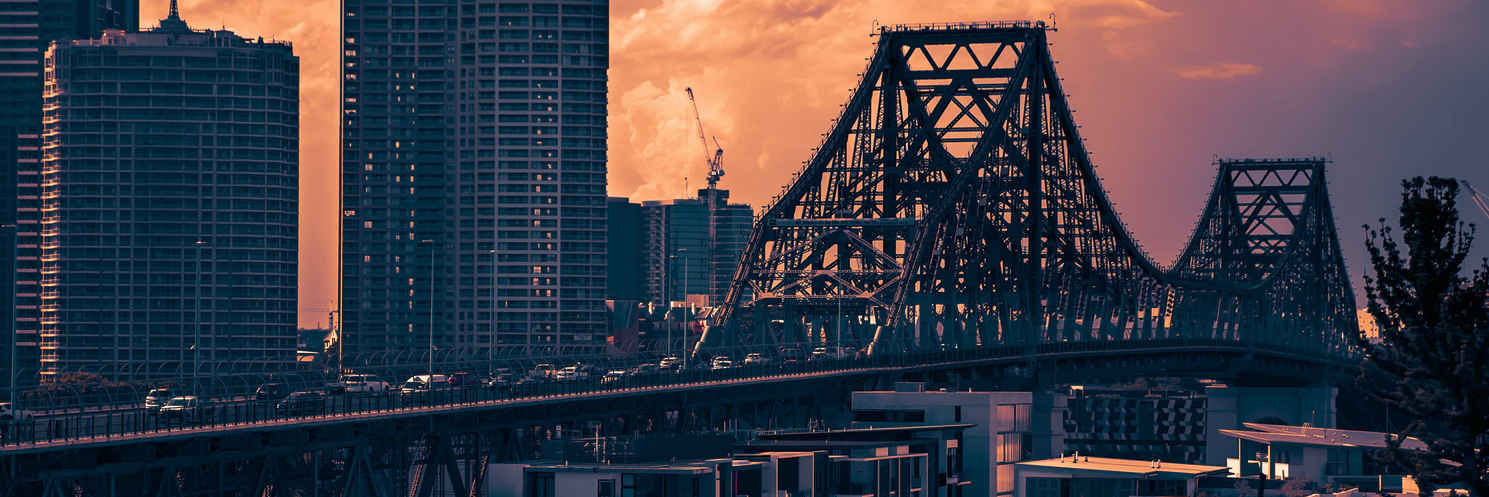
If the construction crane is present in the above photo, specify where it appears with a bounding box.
[1464,181,1489,222]
[685,87,725,189]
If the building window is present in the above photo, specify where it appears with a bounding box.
[598,479,615,497]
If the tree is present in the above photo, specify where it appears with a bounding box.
[1359,177,1489,496]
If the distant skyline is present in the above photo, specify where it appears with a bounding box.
[139,0,1489,327]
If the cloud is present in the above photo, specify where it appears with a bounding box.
[1175,63,1262,80]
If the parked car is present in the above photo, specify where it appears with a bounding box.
[743,353,768,365]
[601,370,627,384]
[711,356,733,370]
[159,396,205,424]
[255,382,289,401]
[277,391,326,416]
[144,388,177,414]
[339,374,390,394]
[400,375,450,395]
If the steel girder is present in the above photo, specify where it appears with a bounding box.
[705,24,1357,360]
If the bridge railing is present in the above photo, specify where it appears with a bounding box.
[0,338,1339,449]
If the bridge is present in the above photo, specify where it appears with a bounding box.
[1,22,1359,497]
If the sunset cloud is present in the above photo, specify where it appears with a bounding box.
[1174,62,1262,80]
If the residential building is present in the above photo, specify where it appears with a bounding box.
[639,187,752,306]
[340,0,610,359]
[2,0,137,386]
[852,383,1054,497]
[41,6,299,380]
[1062,386,1209,463]
[1219,422,1423,491]
[492,453,818,497]
[1013,455,1229,497]
[745,423,973,497]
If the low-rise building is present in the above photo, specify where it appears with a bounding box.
[745,423,973,497]
[1014,455,1228,497]
[1218,422,1424,491]
[852,383,1055,497]
[495,452,819,497]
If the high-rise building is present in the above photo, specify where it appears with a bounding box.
[639,187,753,306]
[40,5,299,381]
[341,0,609,358]
[2,0,137,386]
[606,197,643,301]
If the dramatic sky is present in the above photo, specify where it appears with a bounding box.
[141,1,1489,328]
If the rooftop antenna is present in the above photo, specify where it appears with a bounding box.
[169,0,179,19]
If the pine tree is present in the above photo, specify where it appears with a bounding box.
[1359,177,1489,496]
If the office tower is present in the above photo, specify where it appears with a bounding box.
[606,197,643,301]
[640,187,753,306]
[2,0,137,386]
[40,5,299,381]
[341,0,609,358]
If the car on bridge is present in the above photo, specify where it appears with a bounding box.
[711,356,733,370]
[553,366,580,382]
[0,402,33,425]
[400,375,450,396]
[601,370,627,384]
[276,391,327,416]
[529,364,555,381]
[143,387,178,414]
[338,374,391,394]
[658,356,681,371]
[631,363,658,376]
[158,396,205,425]
[255,382,289,401]
[743,353,768,365]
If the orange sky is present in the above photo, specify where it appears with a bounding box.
[141,1,1489,328]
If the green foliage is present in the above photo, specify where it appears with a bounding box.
[1359,176,1489,497]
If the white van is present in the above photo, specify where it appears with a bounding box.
[400,374,450,394]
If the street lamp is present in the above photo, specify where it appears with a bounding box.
[421,239,435,382]
[488,248,497,375]
[192,239,207,398]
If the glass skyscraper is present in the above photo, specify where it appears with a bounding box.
[341,0,608,360]
[40,7,299,380]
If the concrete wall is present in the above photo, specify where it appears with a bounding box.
[1204,385,1337,466]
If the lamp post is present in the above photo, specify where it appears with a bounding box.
[421,239,435,382]
[4,223,16,407]
[193,239,207,398]
[488,248,497,375]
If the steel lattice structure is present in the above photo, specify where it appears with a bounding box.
[704,23,1356,358]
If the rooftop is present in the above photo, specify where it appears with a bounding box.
[1017,456,1229,479]
[756,423,974,441]
[1219,423,1428,451]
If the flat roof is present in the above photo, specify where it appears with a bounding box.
[756,423,973,440]
[526,461,720,476]
[1017,456,1229,479]
[1219,423,1428,451]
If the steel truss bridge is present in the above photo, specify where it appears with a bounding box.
[1,22,1360,497]
[704,21,1357,359]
